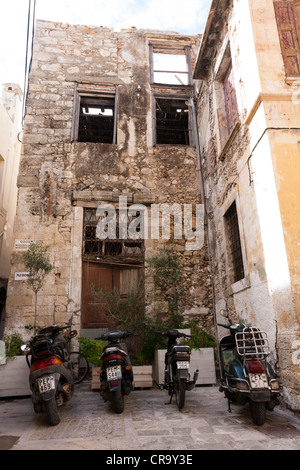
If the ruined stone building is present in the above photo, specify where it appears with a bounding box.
[5,22,212,339]
[0,84,22,338]
[4,0,300,412]
[193,0,300,411]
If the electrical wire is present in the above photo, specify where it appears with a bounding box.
[21,0,36,130]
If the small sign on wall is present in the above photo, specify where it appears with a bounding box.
[14,272,30,281]
[14,239,33,252]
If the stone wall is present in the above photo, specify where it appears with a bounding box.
[5,21,213,339]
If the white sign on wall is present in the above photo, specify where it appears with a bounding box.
[14,272,30,281]
[14,239,33,252]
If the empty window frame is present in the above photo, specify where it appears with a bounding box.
[154,97,193,145]
[224,201,245,283]
[150,44,193,86]
[72,88,118,144]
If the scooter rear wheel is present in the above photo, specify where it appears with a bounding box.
[45,397,61,426]
[249,400,266,426]
[175,378,186,410]
[111,389,124,414]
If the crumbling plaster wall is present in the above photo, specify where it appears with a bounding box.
[195,0,300,410]
[6,21,213,338]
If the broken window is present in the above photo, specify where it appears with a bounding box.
[72,86,118,144]
[83,208,144,260]
[149,44,193,86]
[224,201,245,283]
[154,97,192,145]
[274,0,300,77]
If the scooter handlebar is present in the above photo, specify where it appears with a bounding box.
[217,323,230,329]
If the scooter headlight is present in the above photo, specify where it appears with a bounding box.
[270,380,280,391]
[235,381,249,391]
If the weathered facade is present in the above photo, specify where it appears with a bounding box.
[194,0,300,411]
[5,22,213,338]
[0,83,22,338]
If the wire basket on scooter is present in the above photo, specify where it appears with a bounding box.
[235,327,269,359]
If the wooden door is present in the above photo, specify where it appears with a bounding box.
[81,262,143,329]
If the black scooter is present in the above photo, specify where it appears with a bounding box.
[95,330,134,413]
[156,329,199,410]
[218,310,281,425]
[21,325,82,426]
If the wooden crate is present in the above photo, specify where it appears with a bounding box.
[133,365,153,389]
[92,367,101,390]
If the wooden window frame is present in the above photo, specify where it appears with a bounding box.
[149,44,193,86]
[71,84,118,144]
[274,0,300,77]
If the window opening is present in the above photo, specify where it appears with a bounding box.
[223,64,239,135]
[153,53,189,85]
[224,201,245,283]
[155,98,190,145]
[78,95,115,143]
[83,208,144,260]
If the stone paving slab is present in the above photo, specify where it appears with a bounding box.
[1,381,300,451]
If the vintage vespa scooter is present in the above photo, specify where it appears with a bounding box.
[217,310,281,425]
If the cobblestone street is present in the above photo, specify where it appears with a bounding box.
[1,381,300,451]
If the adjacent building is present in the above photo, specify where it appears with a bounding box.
[0,83,22,338]
[193,0,300,411]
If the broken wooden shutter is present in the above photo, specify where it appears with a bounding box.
[223,64,239,134]
[113,86,119,144]
[149,43,154,84]
[71,83,80,142]
[274,0,300,76]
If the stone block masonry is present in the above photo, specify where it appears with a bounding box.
[6,21,212,339]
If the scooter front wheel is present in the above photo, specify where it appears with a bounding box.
[249,400,266,426]
[45,397,61,426]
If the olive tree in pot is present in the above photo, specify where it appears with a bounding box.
[22,241,53,335]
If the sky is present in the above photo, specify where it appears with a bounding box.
[0,0,212,90]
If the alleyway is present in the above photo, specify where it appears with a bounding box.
[1,380,300,451]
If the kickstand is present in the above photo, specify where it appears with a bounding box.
[165,390,174,405]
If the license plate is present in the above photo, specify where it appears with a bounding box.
[249,373,269,389]
[177,361,189,369]
[107,365,122,381]
[37,375,55,393]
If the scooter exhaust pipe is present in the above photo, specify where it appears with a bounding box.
[186,369,199,391]
[193,369,199,384]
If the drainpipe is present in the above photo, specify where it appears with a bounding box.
[189,98,220,349]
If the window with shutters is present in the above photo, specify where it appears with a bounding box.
[214,43,240,154]
[224,201,245,284]
[274,0,300,77]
